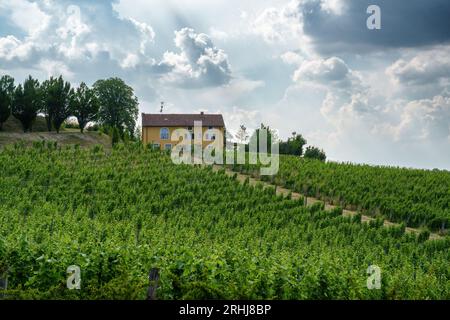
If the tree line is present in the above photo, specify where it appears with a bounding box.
[236,123,327,161]
[0,74,139,138]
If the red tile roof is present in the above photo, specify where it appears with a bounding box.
[142,113,225,127]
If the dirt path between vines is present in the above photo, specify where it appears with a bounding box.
[211,165,442,241]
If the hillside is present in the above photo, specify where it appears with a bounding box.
[1,115,49,132]
[0,116,111,149]
[1,144,449,299]
[0,131,111,149]
[230,155,450,233]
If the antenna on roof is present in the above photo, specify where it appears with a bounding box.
[160,101,164,113]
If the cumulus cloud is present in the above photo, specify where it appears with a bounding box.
[0,0,50,37]
[387,46,450,87]
[293,57,362,90]
[383,95,450,142]
[252,1,302,44]
[1,0,449,169]
[0,0,237,107]
[159,28,232,88]
[0,0,156,77]
[0,35,35,62]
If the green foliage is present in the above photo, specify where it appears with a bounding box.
[247,123,277,153]
[417,230,430,243]
[11,76,41,132]
[279,132,307,156]
[41,76,74,133]
[70,82,99,133]
[0,145,449,299]
[111,126,120,146]
[93,78,139,137]
[0,75,15,130]
[231,155,450,231]
[304,146,326,161]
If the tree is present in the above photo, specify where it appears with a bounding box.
[304,146,326,161]
[70,82,99,133]
[12,76,41,132]
[235,124,249,144]
[0,75,15,131]
[279,132,307,156]
[248,123,278,153]
[42,76,74,133]
[93,78,139,137]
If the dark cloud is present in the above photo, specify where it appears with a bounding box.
[301,0,450,53]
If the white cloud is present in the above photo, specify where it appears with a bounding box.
[0,1,156,73]
[320,0,345,15]
[39,59,74,79]
[280,51,304,65]
[220,106,261,138]
[0,35,34,61]
[0,0,50,37]
[383,95,450,142]
[159,28,232,87]
[293,57,362,90]
[251,0,302,44]
[387,46,450,87]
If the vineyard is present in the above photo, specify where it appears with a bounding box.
[0,142,449,299]
[230,155,450,233]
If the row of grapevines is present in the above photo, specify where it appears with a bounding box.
[229,154,450,232]
[0,142,449,299]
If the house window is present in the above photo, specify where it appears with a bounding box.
[164,144,172,151]
[191,133,195,140]
[160,128,169,140]
[188,126,193,131]
[208,126,213,129]
[153,143,160,149]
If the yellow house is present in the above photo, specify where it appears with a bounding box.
[141,112,225,150]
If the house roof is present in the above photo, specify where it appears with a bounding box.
[142,113,225,127]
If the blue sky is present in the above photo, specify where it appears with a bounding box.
[1,0,450,169]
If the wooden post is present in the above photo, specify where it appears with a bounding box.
[0,275,7,299]
[147,268,160,300]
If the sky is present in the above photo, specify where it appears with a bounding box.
[1,0,450,169]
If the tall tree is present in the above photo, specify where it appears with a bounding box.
[0,75,15,131]
[236,124,249,144]
[248,123,278,153]
[40,79,53,132]
[42,76,74,133]
[279,132,307,156]
[70,82,99,133]
[12,76,41,132]
[93,78,139,136]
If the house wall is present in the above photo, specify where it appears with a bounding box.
[142,126,225,150]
